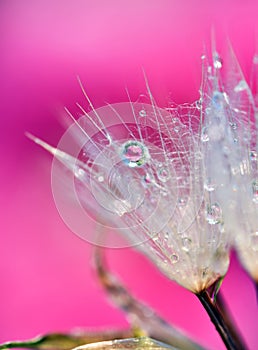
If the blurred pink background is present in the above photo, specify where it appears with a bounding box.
[1,1,257,349]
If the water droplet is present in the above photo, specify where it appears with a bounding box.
[213,54,223,69]
[230,122,237,130]
[204,178,216,192]
[172,117,179,124]
[234,80,248,92]
[178,197,187,206]
[252,179,258,204]
[153,234,159,242]
[201,126,209,142]
[139,109,147,117]
[121,140,150,167]
[142,172,153,187]
[195,100,202,110]
[206,202,223,225]
[98,175,104,182]
[250,150,257,161]
[170,253,179,263]
[251,232,258,251]
[182,237,192,252]
[158,167,170,182]
[74,166,86,179]
[164,231,169,240]
[174,125,181,133]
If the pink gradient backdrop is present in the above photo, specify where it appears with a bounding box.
[1,1,257,349]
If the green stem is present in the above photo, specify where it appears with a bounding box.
[196,291,246,350]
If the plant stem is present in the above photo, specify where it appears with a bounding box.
[216,292,247,350]
[255,281,258,305]
[196,290,246,350]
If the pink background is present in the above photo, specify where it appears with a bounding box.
[1,1,257,349]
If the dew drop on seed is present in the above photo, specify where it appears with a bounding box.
[174,125,181,133]
[252,179,258,204]
[250,150,257,161]
[201,126,209,142]
[171,254,179,264]
[142,172,153,187]
[98,175,104,182]
[206,202,222,225]
[158,167,170,182]
[182,237,192,252]
[195,100,202,110]
[178,197,187,206]
[213,54,223,69]
[204,178,216,192]
[74,166,86,179]
[230,122,237,130]
[139,109,147,117]
[164,231,169,240]
[121,140,150,167]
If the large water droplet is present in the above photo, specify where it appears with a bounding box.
[121,140,150,167]
[252,179,258,204]
[206,202,223,225]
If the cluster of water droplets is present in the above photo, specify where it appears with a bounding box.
[199,48,258,282]
[32,46,257,291]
